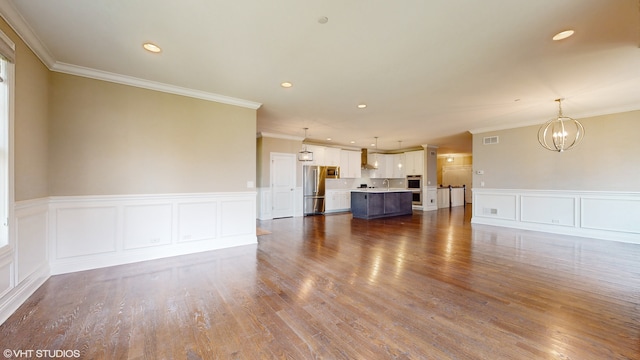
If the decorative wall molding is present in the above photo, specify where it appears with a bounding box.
[52,63,262,110]
[257,187,272,220]
[424,186,438,211]
[472,189,640,244]
[0,1,261,110]
[49,192,257,275]
[0,262,48,325]
[0,197,50,325]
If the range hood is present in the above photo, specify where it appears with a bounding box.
[361,149,378,170]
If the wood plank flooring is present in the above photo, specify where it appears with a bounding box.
[1,206,639,359]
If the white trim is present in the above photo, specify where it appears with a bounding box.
[52,62,262,110]
[0,262,48,325]
[471,188,640,244]
[258,132,303,141]
[469,106,640,135]
[0,1,55,67]
[49,192,257,274]
[0,4,262,110]
[0,23,15,51]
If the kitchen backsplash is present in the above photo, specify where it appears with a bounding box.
[326,177,406,190]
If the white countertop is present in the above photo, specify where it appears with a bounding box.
[351,188,411,193]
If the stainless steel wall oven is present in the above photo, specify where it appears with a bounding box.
[406,175,422,206]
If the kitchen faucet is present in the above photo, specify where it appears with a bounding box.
[383,178,390,190]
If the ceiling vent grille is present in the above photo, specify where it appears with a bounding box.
[483,136,499,145]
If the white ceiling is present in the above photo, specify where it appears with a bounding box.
[2,0,639,154]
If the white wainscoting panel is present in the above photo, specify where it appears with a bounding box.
[55,206,118,258]
[15,204,48,283]
[581,197,640,234]
[124,204,173,250]
[472,189,640,244]
[473,193,517,221]
[521,195,576,227]
[49,192,257,274]
[425,186,438,211]
[0,256,12,299]
[178,202,217,243]
[221,199,254,237]
[257,187,272,220]
[1,198,50,325]
[294,187,303,217]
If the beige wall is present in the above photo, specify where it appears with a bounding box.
[473,110,640,191]
[49,73,256,195]
[0,18,50,201]
[257,136,302,188]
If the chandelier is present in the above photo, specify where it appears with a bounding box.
[537,98,584,152]
[298,128,313,161]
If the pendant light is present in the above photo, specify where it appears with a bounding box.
[373,137,379,168]
[537,99,585,152]
[298,128,313,161]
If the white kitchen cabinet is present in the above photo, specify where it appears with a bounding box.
[392,153,405,178]
[339,150,362,178]
[404,150,424,176]
[302,145,342,166]
[303,145,325,165]
[369,153,407,179]
[324,147,341,166]
[325,190,351,212]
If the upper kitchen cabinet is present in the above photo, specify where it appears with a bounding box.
[368,153,404,179]
[324,147,341,167]
[304,145,325,165]
[368,153,386,178]
[392,153,405,178]
[404,150,424,176]
[340,150,362,178]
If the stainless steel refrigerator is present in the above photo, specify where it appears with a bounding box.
[303,165,327,215]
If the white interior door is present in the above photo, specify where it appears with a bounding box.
[271,153,296,218]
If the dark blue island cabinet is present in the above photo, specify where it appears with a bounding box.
[350,190,413,219]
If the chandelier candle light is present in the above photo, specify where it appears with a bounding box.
[537,98,585,152]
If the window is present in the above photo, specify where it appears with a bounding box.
[0,30,14,249]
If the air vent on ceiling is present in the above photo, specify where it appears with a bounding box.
[483,136,499,145]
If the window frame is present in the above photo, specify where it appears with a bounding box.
[0,29,15,253]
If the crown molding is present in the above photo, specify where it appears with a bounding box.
[53,62,262,110]
[258,132,302,141]
[0,0,55,67]
[469,105,640,135]
[0,1,261,110]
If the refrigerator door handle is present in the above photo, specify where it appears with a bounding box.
[313,169,317,193]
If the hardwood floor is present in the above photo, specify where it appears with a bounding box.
[1,206,639,359]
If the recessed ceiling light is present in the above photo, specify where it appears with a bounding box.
[552,30,574,41]
[318,16,328,24]
[358,104,367,109]
[143,42,162,53]
[281,82,293,88]
[350,140,356,144]
[327,138,332,141]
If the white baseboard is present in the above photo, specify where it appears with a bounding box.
[0,263,49,325]
[472,189,640,244]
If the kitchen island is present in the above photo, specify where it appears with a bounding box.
[351,189,413,219]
